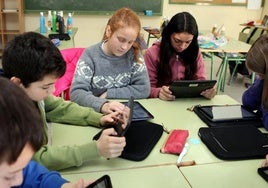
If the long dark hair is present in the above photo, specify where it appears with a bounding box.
[159,12,199,83]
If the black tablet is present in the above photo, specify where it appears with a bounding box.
[169,80,217,98]
[86,175,113,188]
[121,101,154,121]
[93,97,134,140]
[199,105,259,122]
[258,167,268,182]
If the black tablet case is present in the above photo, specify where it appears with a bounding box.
[193,105,263,127]
[198,125,268,160]
[93,100,162,161]
[120,120,163,161]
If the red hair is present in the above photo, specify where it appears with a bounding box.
[103,8,142,63]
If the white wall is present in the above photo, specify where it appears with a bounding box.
[262,0,268,17]
[24,0,263,48]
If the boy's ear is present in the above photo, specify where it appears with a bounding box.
[10,77,22,86]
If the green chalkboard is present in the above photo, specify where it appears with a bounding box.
[24,0,163,15]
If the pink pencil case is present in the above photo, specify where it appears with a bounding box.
[160,129,189,155]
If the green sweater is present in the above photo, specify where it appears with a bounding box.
[33,95,103,170]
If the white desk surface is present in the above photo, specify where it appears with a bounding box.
[220,37,251,53]
[63,164,190,188]
[52,95,267,187]
[180,160,267,188]
[54,95,240,174]
[199,32,251,54]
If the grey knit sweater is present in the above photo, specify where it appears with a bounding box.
[70,42,150,112]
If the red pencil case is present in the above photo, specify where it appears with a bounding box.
[160,129,189,155]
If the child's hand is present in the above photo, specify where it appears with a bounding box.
[96,128,126,158]
[261,154,268,167]
[200,86,216,99]
[159,86,175,101]
[100,111,121,126]
[101,101,125,114]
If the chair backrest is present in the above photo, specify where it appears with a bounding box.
[239,27,266,45]
[53,47,85,100]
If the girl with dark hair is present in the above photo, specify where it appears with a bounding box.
[144,12,216,100]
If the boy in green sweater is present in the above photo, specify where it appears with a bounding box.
[1,32,126,170]
[0,77,92,187]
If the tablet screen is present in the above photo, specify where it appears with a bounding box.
[121,101,154,121]
[200,105,257,121]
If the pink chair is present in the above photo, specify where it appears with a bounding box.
[53,48,85,100]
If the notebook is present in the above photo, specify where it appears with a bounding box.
[169,80,217,98]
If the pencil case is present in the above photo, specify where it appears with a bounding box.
[160,129,189,155]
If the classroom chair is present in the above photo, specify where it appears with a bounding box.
[53,47,85,100]
[215,26,265,89]
[215,53,247,85]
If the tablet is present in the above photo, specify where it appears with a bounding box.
[169,80,217,98]
[121,101,154,121]
[86,175,113,188]
[258,166,268,182]
[199,105,259,122]
[93,97,134,140]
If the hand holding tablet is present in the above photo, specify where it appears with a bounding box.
[169,80,217,98]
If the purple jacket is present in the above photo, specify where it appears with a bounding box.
[242,78,268,130]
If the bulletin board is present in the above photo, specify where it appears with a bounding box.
[24,0,163,15]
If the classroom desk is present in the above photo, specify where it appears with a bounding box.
[54,95,239,175]
[199,36,251,93]
[180,160,267,188]
[143,27,161,46]
[63,165,190,188]
[216,38,251,92]
[53,95,268,187]
[35,27,78,50]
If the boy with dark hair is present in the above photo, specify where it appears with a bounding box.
[0,77,91,187]
[2,32,126,170]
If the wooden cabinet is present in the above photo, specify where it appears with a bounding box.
[0,0,24,56]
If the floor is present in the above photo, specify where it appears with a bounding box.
[204,55,248,103]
